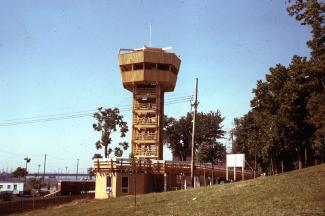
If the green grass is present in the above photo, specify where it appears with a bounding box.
[16,164,325,216]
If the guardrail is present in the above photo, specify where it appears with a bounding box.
[93,159,256,179]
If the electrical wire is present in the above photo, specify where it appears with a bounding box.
[0,95,192,126]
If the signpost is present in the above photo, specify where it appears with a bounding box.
[226,154,245,181]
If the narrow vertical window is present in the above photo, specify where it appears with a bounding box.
[121,176,129,193]
[106,176,112,193]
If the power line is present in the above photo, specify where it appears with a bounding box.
[0,95,191,123]
[0,95,192,126]
[0,149,43,157]
[0,104,133,122]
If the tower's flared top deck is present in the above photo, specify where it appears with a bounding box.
[118,47,181,92]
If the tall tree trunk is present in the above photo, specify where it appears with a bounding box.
[180,152,185,161]
[298,152,302,169]
[271,158,274,175]
[105,145,108,158]
[254,151,257,175]
[275,160,278,174]
[281,160,284,174]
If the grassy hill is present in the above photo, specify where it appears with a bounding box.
[16,164,325,216]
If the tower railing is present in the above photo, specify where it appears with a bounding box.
[134,117,157,125]
[135,133,157,140]
[134,103,157,110]
[133,148,157,157]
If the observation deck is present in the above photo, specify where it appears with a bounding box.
[118,47,181,92]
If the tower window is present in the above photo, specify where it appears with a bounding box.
[133,63,144,70]
[157,63,170,71]
[144,63,156,70]
[120,64,132,72]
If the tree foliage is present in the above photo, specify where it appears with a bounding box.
[197,141,226,164]
[164,111,226,163]
[92,153,103,159]
[232,0,325,173]
[287,0,325,62]
[28,178,42,190]
[12,167,28,179]
[93,107,129,158]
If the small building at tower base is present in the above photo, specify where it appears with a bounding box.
[93,158,255,199]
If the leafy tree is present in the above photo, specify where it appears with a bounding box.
[197,141,226,164]
[231,0,325,172]
[287,0,325,163]
[164,111,226,162]
[233,58,318,172]
[287,0,325,62]
[92,153,103,159]
[12,167,28,180]
[93,107,129,158]
[307,92,325,162]
[163,115,191,161]
[28,178,42,190]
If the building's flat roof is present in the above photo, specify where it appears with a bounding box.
[0,182,24,184]
[119,46,176,55]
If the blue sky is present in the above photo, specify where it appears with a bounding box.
[0,0,311,173]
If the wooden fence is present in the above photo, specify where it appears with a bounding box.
[0,194,94,215]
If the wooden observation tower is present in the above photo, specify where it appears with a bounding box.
[118,47,181,160]
[94,48,255,199]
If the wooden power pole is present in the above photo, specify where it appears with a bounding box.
[191,78,198,188]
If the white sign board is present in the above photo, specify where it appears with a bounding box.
[226,154,245,168]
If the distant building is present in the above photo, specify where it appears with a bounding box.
[0,182,24,195]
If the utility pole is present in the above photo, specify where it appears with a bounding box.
[76,159,79,180]
[37,164,40,179]
[24,156,31,183]
[42,154,47,182]
[191,78,198,188]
